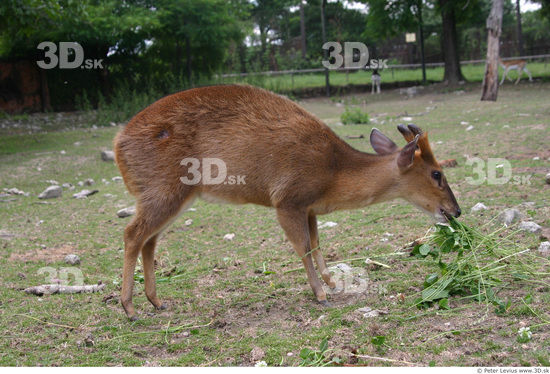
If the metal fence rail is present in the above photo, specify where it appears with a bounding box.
[220,54,550,79]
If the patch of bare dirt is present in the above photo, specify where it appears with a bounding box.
[9,244,100,263]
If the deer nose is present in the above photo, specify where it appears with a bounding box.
[455,207,461,218]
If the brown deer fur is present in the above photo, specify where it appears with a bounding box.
[114,84,460,320]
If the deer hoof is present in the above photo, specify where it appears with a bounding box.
[129,315,139,322]
[319,300,332,308]
[158,304,167,310]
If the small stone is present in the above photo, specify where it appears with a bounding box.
[84,179,95,186]
[223,233,235,241]
[460,121,469,125]
[251,347,265,362]
[74,142,82,147]
[38,185,63,199]
[498,209,526,226]
[318,221,338,229]
[73,189,99,199]
[538,242,550,252]
[112,176,123,182]
[101,150,115,162]
[466,125,474,131]
[62,183,74,190]
[77,181,84,187]
[357,306,380,318]
[60,150,66,155]
[545,173,550,185]
[518,221,542,235]
[533,157,540,161]
[117,206,136,218]
[329,263,353,273]
[471,203,488,212]
[45,180,59,185]
[65,254,80,265]
[185,219,193,226]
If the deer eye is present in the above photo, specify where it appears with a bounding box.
[432,171,442,184]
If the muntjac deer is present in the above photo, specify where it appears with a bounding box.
[499,57,533,85]
[114,84,461,320]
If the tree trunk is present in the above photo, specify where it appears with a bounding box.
[321,0,330,96]
[481,0,504,101]
[516,0,525,56]
[299,1,307,59]
[418,0,427,84]
[439,0,465,85]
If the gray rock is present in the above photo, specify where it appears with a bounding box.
[117,206,136,218]
[38,185,63,199]
[318,221,338,229]
[538,242,550,252]
[498,209,526,226]
[471,203,488,212]
[223,233,235,241]
[73,189,99,199]
[518,221,542,234]
[357,306,384,318]
[83,178,95,186]
[64,254,80,265]
[546,173,550,185]
[329,263,353,273]
[112,176,123,182]
[62,183,74,190]
[101,150,115,162]
[516,202,535,209]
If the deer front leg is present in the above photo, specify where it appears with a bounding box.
[307,214,342,293]
[277,207,329,306]
[500,69,507,85]
[515,68,522,84]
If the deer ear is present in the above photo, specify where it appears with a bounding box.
[397,134,419,170]
[370,128,398,155]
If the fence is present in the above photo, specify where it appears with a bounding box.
[220,54,550,83]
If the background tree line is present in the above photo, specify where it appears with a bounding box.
[0,0,549,110]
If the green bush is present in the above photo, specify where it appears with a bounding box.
[340,107,369,124]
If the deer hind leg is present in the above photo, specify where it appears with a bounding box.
[277,207,329,306]
[141,234,164,310]
[524,67,533,82]
[121,189,196,321]
[307,215,340,293]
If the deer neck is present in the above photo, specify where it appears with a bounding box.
[317,149,402,213]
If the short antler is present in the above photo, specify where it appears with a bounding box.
[397,123,423,142]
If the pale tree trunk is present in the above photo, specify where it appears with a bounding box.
[481,0,504,101]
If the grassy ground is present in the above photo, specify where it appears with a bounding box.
[0,80,549,366]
